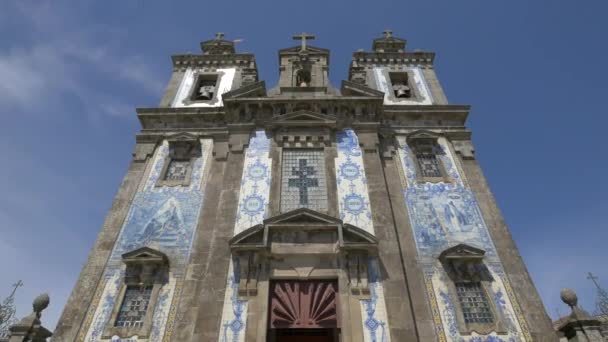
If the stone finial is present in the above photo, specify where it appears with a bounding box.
[7,294,52,342]
[561,288,578,308]
[558,288,604,341]
[32,294,49,317]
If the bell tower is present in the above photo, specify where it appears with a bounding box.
[275,32,335,95]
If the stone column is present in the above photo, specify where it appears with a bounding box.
[557,289,604,342]
[8,294,52,342]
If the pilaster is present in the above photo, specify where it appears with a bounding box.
[361,138,427,342]
[189,148,245,341]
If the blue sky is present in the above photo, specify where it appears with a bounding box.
[1,0,607,330]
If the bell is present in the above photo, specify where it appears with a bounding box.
[396,86,411,98]
[199,89,212,100]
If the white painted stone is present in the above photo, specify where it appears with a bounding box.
[171,68,236,108]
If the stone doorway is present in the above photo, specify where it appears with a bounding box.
[267,280,339,342]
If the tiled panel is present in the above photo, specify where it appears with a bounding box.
[373,67,433,105]
[280,149,327,212]
[171,68,236,108]
[360,257,392,342]
[234,130,272,234]
[335,129,374,234]
[397,136,531,342]
[334,130,390,341]
[81,139,213,342]
[218,130,272,342]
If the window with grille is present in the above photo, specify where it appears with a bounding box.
[416,153,442,178]
[455,282,493,324]
[280,149,327,212]
[412,139,444,179]
[115,285,153,328]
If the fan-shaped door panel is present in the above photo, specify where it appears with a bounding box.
[269,280,338,329]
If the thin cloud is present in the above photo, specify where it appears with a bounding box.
[0,1,164,119]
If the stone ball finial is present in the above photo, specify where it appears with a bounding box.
[32,293,50,314]
[560,288,578,307]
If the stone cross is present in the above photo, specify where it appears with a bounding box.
[215,32,225,40]
[288,159,319,205]
[383,29,393,38]
[293,32,315,51]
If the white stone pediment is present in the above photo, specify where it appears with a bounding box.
[407,129,442,140]
[264,208,341,225]
[165,132,199,142]
[270,110,337,128]
[229,209,377,253]
[279,45,330,55]
[438,243,485,262]
[121,246,169,265]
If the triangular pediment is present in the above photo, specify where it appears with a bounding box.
[121,247,168,264]
[270,110,336,128]
[279,45,330,55]
[275,110,336,122]
[439,243,485,262]
[264,208,341,225]
[229,224,265,249]
[342,224,378,247]
[165,132,199,142]
[341,80,385,98]
[407,129,442,140]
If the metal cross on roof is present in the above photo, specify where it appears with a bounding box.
[215,32,225,40]
[293,32,315,51]
[383,29,393,38]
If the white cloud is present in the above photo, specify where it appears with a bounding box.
[0,1,164,118]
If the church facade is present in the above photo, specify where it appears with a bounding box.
[53,32,556,342]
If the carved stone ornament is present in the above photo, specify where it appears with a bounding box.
[229,208,378,298]
[102,247,169,339]
[156,134,201,187]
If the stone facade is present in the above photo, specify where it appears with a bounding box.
[52,32,557,342]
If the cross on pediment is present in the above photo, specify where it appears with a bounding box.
[293,32,315,51]
[383,29,393,38]
[288,159,319,204]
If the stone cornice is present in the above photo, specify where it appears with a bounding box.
[171,53,257,71]
[136,104,470,132]
[351,51,435,67]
